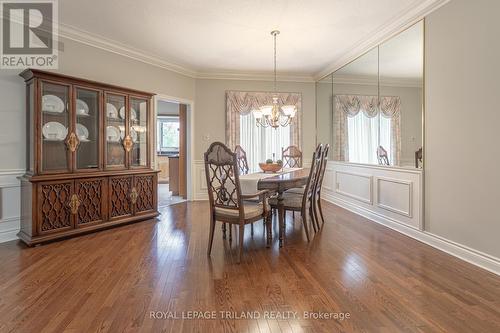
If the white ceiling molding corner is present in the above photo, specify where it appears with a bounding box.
[313,0,451,81]
[58,23,198,78]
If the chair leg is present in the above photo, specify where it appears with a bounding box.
[229,225,232,243]
[301,209,311,242]
[309,205,317,233]
[318,194,325,225]
[222,223,226,239]
[238,222,245,263]
[312,195,320,231]
[266,214,272,248]
[250,222,254,236]
[207,214,216,255]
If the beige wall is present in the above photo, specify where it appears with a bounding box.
[194,79,316,159]
[425,0,500,258]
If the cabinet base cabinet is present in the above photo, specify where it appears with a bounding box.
[18,172,159,246]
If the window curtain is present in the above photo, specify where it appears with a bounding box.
[240,113,290,172]
[226,91,302,150]
[334,95,401,164]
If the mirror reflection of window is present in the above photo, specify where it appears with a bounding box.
[157,116,179,153]
[316,20,423,168]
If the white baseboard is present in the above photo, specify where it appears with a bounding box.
[0,216,20,243]
[0,170,23,243]
[323,193,500,276]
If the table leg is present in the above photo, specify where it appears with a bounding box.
[277,191,285,247]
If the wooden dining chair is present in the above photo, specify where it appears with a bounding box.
[377,146,390,165]
[234,145,249,175]
[282,145,303,168]
[312,144,330,229]
[415,147,423,168]
[285,143,322,224]
[269,147,322,241]
[204,142,271,263]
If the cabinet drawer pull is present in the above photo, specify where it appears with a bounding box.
[69,194,81,215]
[66,132,80,152]
[123,135,133,152]
[130,187,138,204]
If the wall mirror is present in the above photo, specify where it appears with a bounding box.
[316,20,423,168]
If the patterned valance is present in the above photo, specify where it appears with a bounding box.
[226,91,302,150]
[334,94,401,164]
[335,95,401,118]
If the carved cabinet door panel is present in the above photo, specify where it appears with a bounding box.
[133,173,157,215]
[75,177,107,227]
[37,180,75,235]
[109,175,133,220]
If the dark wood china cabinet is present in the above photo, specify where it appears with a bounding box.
[18,69,159,245]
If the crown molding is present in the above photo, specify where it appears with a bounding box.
[321,74,423,88]
[313,0,451,81]
[58,23,198,78]
[196,71,315,83]
[57,23,315,82]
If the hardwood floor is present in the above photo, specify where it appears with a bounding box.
[0,200,499,332]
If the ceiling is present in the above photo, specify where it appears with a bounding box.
[58,0,440,79]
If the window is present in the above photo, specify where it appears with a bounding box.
[347,113,391,164]
[240,113,290,172]
[157,116,179,152]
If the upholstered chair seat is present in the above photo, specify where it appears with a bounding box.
[215,201,270,220]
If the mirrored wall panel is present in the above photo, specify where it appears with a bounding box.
[316,20,423,168]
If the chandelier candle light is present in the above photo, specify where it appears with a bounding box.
[253,30,297,128]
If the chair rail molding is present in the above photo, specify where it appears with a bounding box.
[0,169,24,243]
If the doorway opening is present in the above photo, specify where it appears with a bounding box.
[156,99,188,207]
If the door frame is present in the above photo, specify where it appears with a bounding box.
[153,94,194,200]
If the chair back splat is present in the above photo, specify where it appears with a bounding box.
[204,142,243,215]
[302,145,323,209]
[282,145,303,168]
[234,145,250,175]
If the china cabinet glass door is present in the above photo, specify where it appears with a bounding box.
[105,93,127,168]
[40,81,71,173]
[75,88,100,170]
[130,97,148,167]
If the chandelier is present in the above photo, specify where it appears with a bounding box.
[252,30,297,128]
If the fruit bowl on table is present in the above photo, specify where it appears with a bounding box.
[259,162,282,173]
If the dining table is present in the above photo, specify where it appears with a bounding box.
[239,168,310,247]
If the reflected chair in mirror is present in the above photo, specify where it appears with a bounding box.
[204,142,271,263]
[234,145,249,175]
[312,144,330,230]
[269,147,322,241]
[282,145,303,168]
[377,146,390,166]
[415,147,423,168]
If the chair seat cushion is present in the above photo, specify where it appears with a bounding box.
[269,192,303,209]
[285,185,305,195]
[215,201,268,220]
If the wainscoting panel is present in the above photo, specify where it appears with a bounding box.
[323,162,422,230]
[376,177,413,217]
[335,171,372,204]
[0,170,24,243]
[193,160,208,201]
